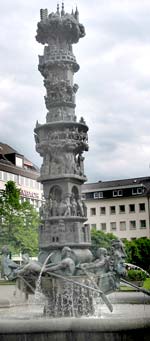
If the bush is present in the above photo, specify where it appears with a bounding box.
[127,269,147,282]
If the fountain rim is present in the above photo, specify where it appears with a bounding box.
[0,317,150,334]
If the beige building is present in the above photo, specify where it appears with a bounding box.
[82,177,150,240]
[0,142,43,209]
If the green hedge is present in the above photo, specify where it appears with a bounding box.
[127,269,147,281]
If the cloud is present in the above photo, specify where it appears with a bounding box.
[1,0,150,183]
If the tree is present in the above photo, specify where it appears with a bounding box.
[124,238,150,272]
[0,181,39,256]
[90,228,117,257]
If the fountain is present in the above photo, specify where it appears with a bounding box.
[0,3,150,340]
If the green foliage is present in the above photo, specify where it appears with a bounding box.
[90,228,117,257]
[143,278,150,290]
[124,238,150,272]
[127,269,147,282]
[0,181,39,256]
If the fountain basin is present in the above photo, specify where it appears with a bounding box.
[0,317,150,341]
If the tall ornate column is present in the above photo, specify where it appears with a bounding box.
[34,4,91,261]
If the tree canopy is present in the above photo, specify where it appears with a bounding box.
[0,181,39,256]
[90,228,117,257]
[124,238,150,273]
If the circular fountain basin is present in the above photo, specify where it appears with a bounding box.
[0,285,150,340]
[0,302,150,341]
[0,315,149,341]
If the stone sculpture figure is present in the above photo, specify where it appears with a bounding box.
[1,246,19,280]
[44,247,76,276]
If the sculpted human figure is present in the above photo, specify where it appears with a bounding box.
[70,195,77,216]
[51,198,58,216]
[44,247,76,276]
[58,198,69,216]
[1,246,19,280]
[98,240,127,294]
[80,247,109,275]
[16,254,42,276]
[77,197,84,216]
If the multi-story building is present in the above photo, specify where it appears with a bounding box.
[0,142,43,209]
[82,177,150,240]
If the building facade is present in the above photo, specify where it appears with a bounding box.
[82,177,150,240]
[0,142,43,209]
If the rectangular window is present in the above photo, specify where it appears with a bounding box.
[110,222,117,230]
[25,177,29,187]
[91,224,97,229]
[129,204,135,212]
[8,173,14,181]
[0,171,2,180]
[3,172,7,181]
[120,221,126,231]
[81,193,86,200]
[140,220,146,229]
[16,156,23,168]
[14,174,19,184]
[110,206,116,214]
[113,190,123,197]
[20,176,24,186]
[139,203,145,212]
[90,208,96,216]
[119,205,125,213]
[130,220,136,229]
[101,223,106,231]
[93,192,103,199]
[100,207,106,215]
[132,188,143,195]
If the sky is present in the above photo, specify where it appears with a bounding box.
[1,0,150,183]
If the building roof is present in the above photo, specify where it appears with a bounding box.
[0,142,23,157]
[82,176,150,194]
[0,142,39,179]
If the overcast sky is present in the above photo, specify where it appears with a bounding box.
[1,0,150,183]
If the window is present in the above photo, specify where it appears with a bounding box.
[93,191,103,199]
[8,173,14,181]
[0,171,3,180]
[81,193,86,200]
[130,220,136,229]
[110,222,116,230]
[139,203,145,212]
[101,223,106,231]
[16,156,23,168]
[129,204,135,212]
[113,190,123,197]
[120,221,126,231]
[20,176,25,186]
[14,174,19,184]
[119,205,125,213]
[25,177,30,187]
[110,206,116,214]
[3,172,7,181]
[90,208,96,216]
[132,187,143,195]
[91,224,97,229]
[100,207,106,215]
[140,220,146,229]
